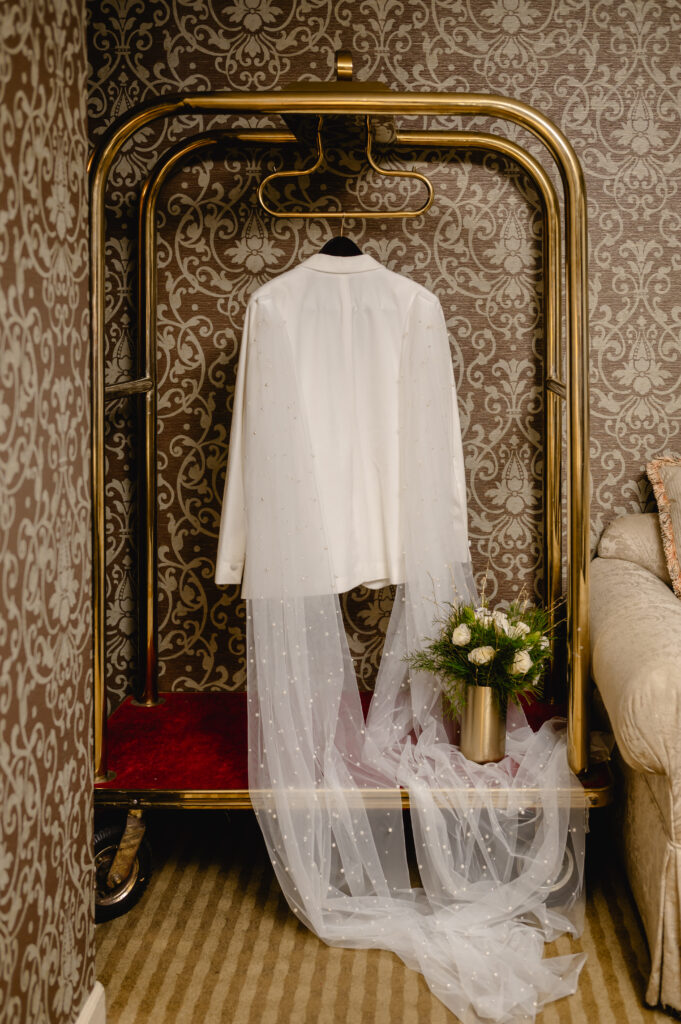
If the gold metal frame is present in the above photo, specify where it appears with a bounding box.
[132,127,561,711]
[89,57,590,788]
[95,778,612,811]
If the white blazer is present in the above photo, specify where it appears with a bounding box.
[215,252,469,595]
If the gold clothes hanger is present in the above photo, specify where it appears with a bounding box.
[257,115,434,219]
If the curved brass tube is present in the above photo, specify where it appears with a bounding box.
[90,89,589,781]
[134,127,560,714]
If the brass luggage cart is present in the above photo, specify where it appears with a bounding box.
[90,51,610,920]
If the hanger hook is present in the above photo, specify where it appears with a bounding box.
[257,114,433,220]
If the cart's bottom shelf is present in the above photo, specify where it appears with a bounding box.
[95,691,612,809]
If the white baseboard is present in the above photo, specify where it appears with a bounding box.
[74,981,106,1024]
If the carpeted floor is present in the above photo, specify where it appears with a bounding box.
[96,809,672,1023]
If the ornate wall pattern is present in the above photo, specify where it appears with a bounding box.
[0,1,94,1022]
[87,0,681,704]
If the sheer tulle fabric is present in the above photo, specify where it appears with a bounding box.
[244,298,586,1023]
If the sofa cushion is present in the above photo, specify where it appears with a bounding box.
[591,556,681,778]
[597,512,670,586]
[647,454,681,599]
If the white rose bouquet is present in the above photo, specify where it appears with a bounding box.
[406,598,555,718]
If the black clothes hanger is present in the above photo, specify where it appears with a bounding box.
[319,234,362,256]
[319,214,362,256]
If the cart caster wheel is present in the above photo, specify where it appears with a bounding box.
[94,823,152,923]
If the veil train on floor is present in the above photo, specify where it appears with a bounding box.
[242,296,586,1024]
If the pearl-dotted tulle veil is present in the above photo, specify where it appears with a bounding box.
[241,295,586,1023]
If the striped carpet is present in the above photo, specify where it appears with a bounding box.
[96,809,672,1023]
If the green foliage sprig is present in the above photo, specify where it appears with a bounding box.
[406,597,556,718]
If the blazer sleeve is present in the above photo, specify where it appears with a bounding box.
[436,298,470,554]
[403,290,471,562]
[215,300,252,585]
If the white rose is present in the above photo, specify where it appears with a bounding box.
[474,607,494,627]
[510,650,533,675]
[507,621,531,639]
[539,636,550,649]
[492,610,509,631]
[468,646,496,666]
[451,624,472,646]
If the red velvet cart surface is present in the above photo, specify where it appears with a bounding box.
[95,691,611,805]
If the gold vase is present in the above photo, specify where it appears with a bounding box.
[459,685,506,763]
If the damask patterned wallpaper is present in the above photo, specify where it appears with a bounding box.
[0,1,94,1022]
[87,0,681,704]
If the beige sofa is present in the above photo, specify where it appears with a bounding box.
[590,512,681,1012]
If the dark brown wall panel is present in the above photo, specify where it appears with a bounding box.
[0,1,94,1022]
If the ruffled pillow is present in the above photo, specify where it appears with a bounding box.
[646,453,681,599]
